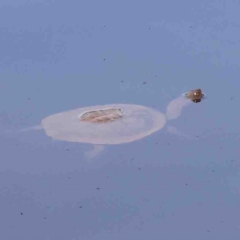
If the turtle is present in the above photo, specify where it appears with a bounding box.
[20,90,205,158]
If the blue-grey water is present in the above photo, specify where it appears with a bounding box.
[1,1,240,239]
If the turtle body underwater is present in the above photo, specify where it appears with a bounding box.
[19,89,205,158]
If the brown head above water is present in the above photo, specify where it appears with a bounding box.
[184,89,205,103]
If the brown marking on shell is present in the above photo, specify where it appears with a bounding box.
[79,108,123,123]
